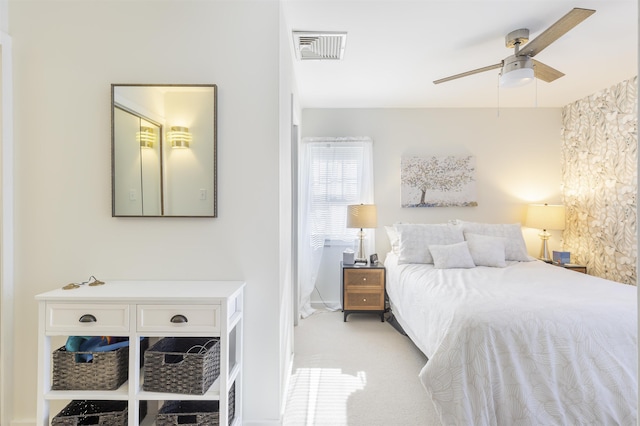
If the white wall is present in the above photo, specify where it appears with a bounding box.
[302,108,564,303]
[277,1,297,418]
[0,22,14,426]
[9,1,285,424]
[314,244,350,308]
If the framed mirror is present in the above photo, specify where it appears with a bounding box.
[111,84,217,217]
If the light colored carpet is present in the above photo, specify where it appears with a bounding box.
[283,310,432,426]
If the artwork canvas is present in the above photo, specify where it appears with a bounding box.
[401,156,477,207]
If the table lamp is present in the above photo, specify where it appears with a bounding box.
[347,204,377,264]
[525,203,566,262]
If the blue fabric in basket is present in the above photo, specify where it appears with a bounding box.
[65,336,137,362]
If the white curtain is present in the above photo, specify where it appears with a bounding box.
[298,137,375,319]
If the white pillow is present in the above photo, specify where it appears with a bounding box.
[457,221,530,261]
[429,241,476,269]
[396,223,465,264]
[384,225,400,255]
[464,232,507,267]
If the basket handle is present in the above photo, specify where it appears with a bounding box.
[78,314,97,323]
[164,353,185,364]
[170,314,188,324]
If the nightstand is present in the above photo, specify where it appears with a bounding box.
[341,262,386,322]
[560,263,587,274]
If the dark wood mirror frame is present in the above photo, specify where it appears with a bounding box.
[111,84,217,217]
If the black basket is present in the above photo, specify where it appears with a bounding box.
[52,400,147,426]
[52,338,148,391]
[156,383,235,425]
[143,337,220,395]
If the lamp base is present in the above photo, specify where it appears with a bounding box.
[538,230,552,262]
[355,228,367,265]
[354,258,368,265]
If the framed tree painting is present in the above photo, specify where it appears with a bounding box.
[401,156,477,207]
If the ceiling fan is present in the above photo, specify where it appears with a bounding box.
[433,8,595,87]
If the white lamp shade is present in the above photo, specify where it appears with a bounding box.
[347,204,377,229]
[526,204,566,230]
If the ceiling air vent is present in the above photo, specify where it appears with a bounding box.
[293,31,347,60]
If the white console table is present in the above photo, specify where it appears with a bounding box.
[35,280,245,425]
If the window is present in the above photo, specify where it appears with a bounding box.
[308,143,368,243]
[298,137,374,318]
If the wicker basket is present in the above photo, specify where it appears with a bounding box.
[52,400,148,426]
[156,383,235,426]
[52,347,127,391]
[143,337,220,395]
[52,338,148,391]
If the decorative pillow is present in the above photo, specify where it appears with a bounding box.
[385,225,400,255]
[457,221,530,261]
[429,241,476,269]
[396,223,464,264]
[464,232,507,267]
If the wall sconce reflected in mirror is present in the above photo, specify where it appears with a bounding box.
[168,126,192,149]
[136,126,156,149]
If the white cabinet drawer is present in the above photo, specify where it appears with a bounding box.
[137,305,220,333]
[45,303,129,333]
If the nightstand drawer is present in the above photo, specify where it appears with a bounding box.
[344,291,384,310]
[554,263,587,274]
[45,303,129,333]
[137,305,220,333]
[344,269,384,287]
[564,265,587,273]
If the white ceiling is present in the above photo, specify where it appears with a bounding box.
[283,0,638,108]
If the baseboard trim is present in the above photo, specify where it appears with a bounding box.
[310,300,340,310]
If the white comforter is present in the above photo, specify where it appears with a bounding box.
[385,253,637,426]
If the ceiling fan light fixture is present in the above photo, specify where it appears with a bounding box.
[499,56,534,88]
[500,67,535,88]
[433,9,595,87]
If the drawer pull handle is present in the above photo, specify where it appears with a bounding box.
[170,314,188,324]
[78,314,97,323]
[363,298,367,302]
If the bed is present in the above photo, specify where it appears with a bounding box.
[384,221,637,426]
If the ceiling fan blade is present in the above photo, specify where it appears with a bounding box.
[518,8,595,58]
[532,60,564,83]
[433,63,502,84]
